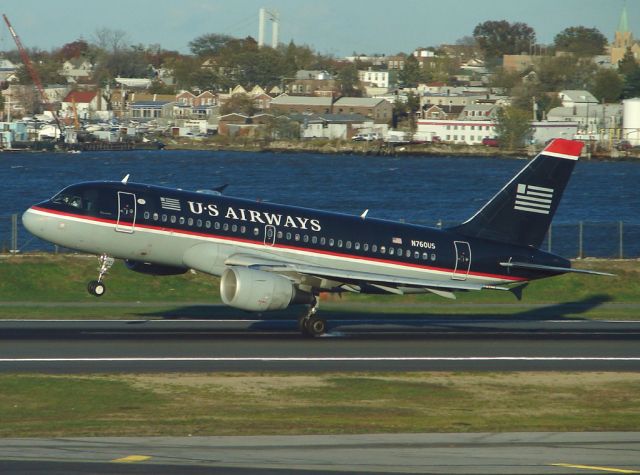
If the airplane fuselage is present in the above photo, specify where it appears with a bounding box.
[23,180,569,291]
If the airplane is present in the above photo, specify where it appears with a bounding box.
[22,138,611,336]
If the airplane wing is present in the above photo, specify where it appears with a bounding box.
[224,253,515,299]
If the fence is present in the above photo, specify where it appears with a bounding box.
[2,214,640,258]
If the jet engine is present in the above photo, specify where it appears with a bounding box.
[220,267,313,312]
[124,260,189,276]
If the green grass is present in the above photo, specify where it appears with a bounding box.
[0,255,638,319]
[1,372,639,436]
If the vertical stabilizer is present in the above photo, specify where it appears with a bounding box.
[450,138,583,248]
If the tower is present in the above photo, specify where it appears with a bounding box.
[258,8,279,48]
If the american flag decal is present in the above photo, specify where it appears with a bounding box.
[514,184,554,215]
[160,197,181,211]
[392,237,403,244]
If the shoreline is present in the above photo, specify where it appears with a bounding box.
[161,138,640,162]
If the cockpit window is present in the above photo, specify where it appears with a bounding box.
[52,192,83,209]
[51,188,100,212]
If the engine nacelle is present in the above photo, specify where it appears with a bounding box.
[220,267,313,312]
[124,260,188,276]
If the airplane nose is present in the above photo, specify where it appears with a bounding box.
[22,208,40,236]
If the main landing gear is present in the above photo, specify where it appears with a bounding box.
[87,254,114,297]
[298,296,327,337]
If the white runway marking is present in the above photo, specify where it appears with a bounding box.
[1,357,640,362]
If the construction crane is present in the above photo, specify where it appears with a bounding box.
[2,13,64,140]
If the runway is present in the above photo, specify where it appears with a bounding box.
[1,433,639,474]
[2,316,640,372]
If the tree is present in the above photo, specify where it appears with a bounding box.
[189,33,235,57]
[553,27,607,56]
[59,40,90,60]
[473,20,535,63]
[617,48,640,98]
[494,106,532,149]
[398,54,421,87]
[336,62,361,96]
[592,69,623,102]
[220,93,256,116]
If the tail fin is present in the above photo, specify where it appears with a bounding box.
[450,138,583,248]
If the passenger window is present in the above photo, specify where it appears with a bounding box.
[389,248,395,255]
[144,211,150,219]
[312,236,318,244]
[187,218,194,226]
[320,237,326,245]
[363,243,368,252]
[197,219,202,227]
[277,231,283,239]
[354,242,360,250]
[295,234,300,241]
[215,222,220,230]
[422,252,429,260]
[380,246,386,254]
[153,213,159,221]
[205,221,211,229]
[406,250,411,258]
[170,216,176,224]
[179,217,185,225]
[232,224,237,232]
[162,214,168,222]
[240,226,246,234]
[431,253,437,261]
[286,232,292,240]
[346,241,352,249]
[223,223,229,231]
[414,251,420,259]
[303,235,309,243]
[329,238,334,247]
[337,240,343,248]
[254,227,259,236]
[372,244,377,253]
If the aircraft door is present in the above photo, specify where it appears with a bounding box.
[115,191,137,233]
[452,241,471,280]
[264,225,276,246]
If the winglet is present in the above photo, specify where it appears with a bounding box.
[121,174,130,184]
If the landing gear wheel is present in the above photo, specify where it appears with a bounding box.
[307,316,327,337]
[87,280,106,297]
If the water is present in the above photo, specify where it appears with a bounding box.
[2,149,639,256]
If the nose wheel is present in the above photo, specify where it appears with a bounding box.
[87,254,114,297]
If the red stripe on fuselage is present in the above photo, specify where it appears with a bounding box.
[30,205,526,282]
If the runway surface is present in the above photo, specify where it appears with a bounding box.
[1,316,640,372]
[1,433,639,474]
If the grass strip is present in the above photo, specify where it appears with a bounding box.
[0,255,638,320]
[1,372,639,437]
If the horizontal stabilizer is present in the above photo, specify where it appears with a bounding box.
[500,261,614,276]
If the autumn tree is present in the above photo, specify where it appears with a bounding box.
[189,33,235,57]
[220,93,256,116]
[473,20,535,64]
[553,26,608,56]
[59,40,90,60]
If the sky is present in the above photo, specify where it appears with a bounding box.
[0,0,634,57]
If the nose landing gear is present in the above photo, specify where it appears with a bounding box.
[87,254,114,297]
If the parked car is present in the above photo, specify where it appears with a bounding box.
[482,137,499,147]
[616,140,632,151]
[352,133,381,141]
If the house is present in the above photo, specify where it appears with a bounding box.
[295,113,378,140]
[0,59,18,85]
[286,70,339,96]
[332,97,393,123]
[547,103,622,135]
[459,104,497,121]
[59,58,93,83]
[422,104,465,120]
[130,99,174,120]
[557,90,598,108]
[60,90,105,120]
[217,113,253,137]
[269,94,333,115]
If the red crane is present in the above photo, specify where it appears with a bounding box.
[3,13,64,138]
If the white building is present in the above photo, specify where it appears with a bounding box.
[358,70,390,88]
[416,119,496,144]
